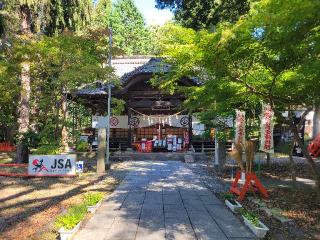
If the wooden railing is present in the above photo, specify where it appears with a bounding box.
[0,142,16,152]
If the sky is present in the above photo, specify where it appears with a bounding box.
[133,0,173,26]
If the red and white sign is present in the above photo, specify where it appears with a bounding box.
[259,103,274,153]
[235,110,246,145]
[110,117,119,127]
[28,155,76,176]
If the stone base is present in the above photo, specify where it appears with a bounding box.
[184,154,195,163]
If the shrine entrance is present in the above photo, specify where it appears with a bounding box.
[73,57,205,153]
[132,123,189,152]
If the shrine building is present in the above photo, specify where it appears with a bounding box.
[73,57,209,153]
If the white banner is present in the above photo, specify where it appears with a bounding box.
[28,155,76,176]
[129,115,191,128]
[259,103,274,153]
[235,110,246,145]
[92,115,202,129]
[92,115,128,129]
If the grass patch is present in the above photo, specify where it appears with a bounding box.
[55,192,105,230]
[84,192,104,206]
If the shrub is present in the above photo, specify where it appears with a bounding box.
[84,192,104,206]
[55,204,87,230]
[32,144,61,155]
[240,209,260,227]
[76,141,89,152]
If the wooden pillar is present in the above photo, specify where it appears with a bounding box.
[72,102,75,143]
[188,114,193,147]
[313,105,320,138]
[97,127,106,173]
[127,108,132,149]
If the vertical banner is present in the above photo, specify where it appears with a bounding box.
[259,103,274,153]
[293,115,305,157]
[235,110,246,145]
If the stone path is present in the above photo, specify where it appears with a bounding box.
[75,161,256,240]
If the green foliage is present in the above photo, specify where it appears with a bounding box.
[109,0,154,55]
[240,209,260,227]
[112,98,125,115]
[1,0,93,36]
[76,141,89,152]
[223,192,235,201]
[201,130,211,140]
[92,0,112,28]
[156,0,250,30]
[55,203,87,230]
[0,30,119,146]
[55,192,105,230]
[157,0,320,126]
[84,192,104,206]
[32,144,61,155]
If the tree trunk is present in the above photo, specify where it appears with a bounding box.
[15,61,30,163]
[292,124,320,196]
[54,96,60,141]
[15,5,32,163]
[313,105,320,139]
[288,138,297,184]
[61,91,68,152]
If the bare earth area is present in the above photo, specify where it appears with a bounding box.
[1,154,319,240]
[0,161,129,240]
[187,160,320,240]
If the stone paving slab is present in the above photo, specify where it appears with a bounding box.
[74,161,256,240]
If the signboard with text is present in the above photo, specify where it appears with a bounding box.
[28,155,76,176]
[259,103,274,153]
[235,110,246,145]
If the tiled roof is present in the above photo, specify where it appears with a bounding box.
[75,88,107,96]
[74,58,199,97]
[120,57,171,84]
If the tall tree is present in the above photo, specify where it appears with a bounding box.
[155,0,250,30]
[0,0,93,162]
[109,0,152,55]
[156,0,320,194]
[92,0,112,27]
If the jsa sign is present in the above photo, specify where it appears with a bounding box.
[28,155,76,176]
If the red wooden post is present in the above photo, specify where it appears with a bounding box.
[230,170,268,201]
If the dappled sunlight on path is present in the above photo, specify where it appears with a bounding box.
[75,161,256,240]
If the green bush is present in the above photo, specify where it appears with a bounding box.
[55,192,105,230]
[84,192,104,206]
[55,204,87,230]
[240,209,260,227]
[76,141,89,152]
[32,144,61,155]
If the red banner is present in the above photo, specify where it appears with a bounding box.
[235,110,246,145]
[259,103,274,153]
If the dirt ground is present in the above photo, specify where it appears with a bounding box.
[0,160,129,240]
[219,162,320,240]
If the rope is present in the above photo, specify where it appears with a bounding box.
[128,107,187,119]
